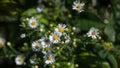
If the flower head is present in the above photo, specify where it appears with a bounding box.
[32,41,41,51]
[44,53,55,64]
[36,6,42,13]
[49,32,60,44]
[64,35,71,43]
[55,24,66,36]
[15,55,24,65]
[104,42,113,50]
[20,33,26,38]
[41,37,51,46]
[28,17,38,29]
[87,27,99,39]
[0,37,5,48]
[30,54,38,64]
[42,45,51,54]
[72,1,85,12]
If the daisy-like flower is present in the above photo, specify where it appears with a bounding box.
[41,37,51,46]
[15,55,24,65]
[32,41,41,51]
[49,32,60,44]
[30,54,38,64]
[42,45,51,54]
[72,0,85,13]
[28,17,38,29]
[87,27,99,39]
[55,24,66,36]
[44,53,55,64]
[36,6,42,13]
[30,58,36,64]
[0,37,5,48]
[64,35,71,43]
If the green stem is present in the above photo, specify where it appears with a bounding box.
[3,46,7,56]
[54,44,67,57]
[8,45,18,54]
[106,53,118,68]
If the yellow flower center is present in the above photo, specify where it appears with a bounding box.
[53,35,58,40]
[35,44,40,49]
[0,41,4,46]
[47,56,52,60]
[18,57,23,62]
[59,27,64,32]
[31,21,36,26]
[104,42,112,50]
[45,46,49,51]
[92,31,96,35]
[76,4,81,9]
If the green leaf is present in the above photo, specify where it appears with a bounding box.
[104,14,115,42]
[98,50,108,59]
[76,19,105,30]
[106,54,118,68]
[21,8,37,16]
[102,62,111,68]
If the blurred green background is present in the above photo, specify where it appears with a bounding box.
[0,0,120,68]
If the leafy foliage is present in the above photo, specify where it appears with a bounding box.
[0,0,120,68]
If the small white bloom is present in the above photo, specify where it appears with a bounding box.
[28,17,38,29]
[0,37,5,48]
[44,54,55,64]
[36,6,42,13]
[15,55,24,65]
[55,24,66,36]
[72,1,85,12]
[65,35,71,43]
[49,32,60,44]
[32,41,41,51]
[30,54,37,64]
[87,27,99,39]
[41,37,51,46]
[20,33,26,38]
[30,59,36,64]
[104,18,109,24]
[42,45,51,54]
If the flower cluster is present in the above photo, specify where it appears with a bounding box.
[31,24,70,64]
[12,0,119,68]
[15,22,71,65]
[49,24,70,44]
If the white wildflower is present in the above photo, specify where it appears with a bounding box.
[41,37,51,46]
[32,41,41,51]
[42,45,51,54]
[55,24,66,36]
[15,55,24,65]
[72,1,85,12]
[44,54,55,64]
[65,35,71,43]
[28,17,38,29]
[49,32,60,44]
[87,27,99,39]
